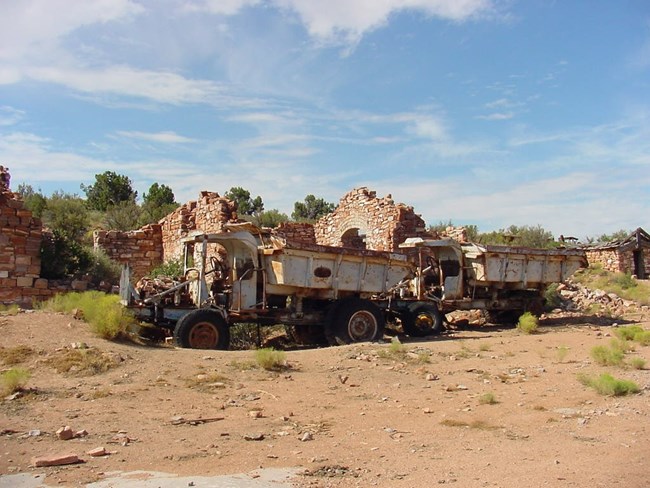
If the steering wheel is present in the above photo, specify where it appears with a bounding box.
[210,256,226,279]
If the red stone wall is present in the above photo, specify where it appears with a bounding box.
[272,222,316,244]
[313,187,431,252]
[93,225,163,280]
[0,190,46,305]
[586,248,650,278]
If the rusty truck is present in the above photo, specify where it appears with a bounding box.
[120,226,586,349]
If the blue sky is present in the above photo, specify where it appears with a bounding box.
[1,0,649,240]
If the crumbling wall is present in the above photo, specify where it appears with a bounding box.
[585,249,623,274]
[314,187,430,252]
[93,225,163,280]
[0,188,45,305]
[585,248,650,277]
[272,222,316,244]
[95,192,238,278]
[160,191,238,261]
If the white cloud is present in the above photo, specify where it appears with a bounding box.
[24,65,223,105]
[0,106,26,126]
[275,0,494,44]
[476,112,514,120]
[184,0,260,16]
[115,131,198,143]
[0,0,143,60]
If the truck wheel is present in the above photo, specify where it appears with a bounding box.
[402,304,443,337]
[174,309,230,350]
[327,298,385,345]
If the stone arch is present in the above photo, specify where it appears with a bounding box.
[314,187,430,252]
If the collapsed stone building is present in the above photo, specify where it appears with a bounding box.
[584,227,649,279]
[94,187,434,279]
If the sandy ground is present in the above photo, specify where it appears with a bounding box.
[1,310,649,487]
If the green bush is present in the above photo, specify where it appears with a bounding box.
[578,373,639,396]
[516,312,538,334]
[543,283,562,310]
[86,248,122,286]
[614,272,636,290]
[40,230,93,279]
[41,291,135,340]
[1,368,31,395]
[254,348,287,371]
[629,357,646,370]
[479,392,498,405]
[614,326,644,341]
[590,344,625,366]
[149,259,184,279]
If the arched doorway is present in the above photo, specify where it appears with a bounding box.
[341,227,367,249]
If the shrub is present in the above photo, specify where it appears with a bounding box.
[543,283,562,310]
[634,330,650,346]
[255,348,287,371]
[149,259,184,279]
[614,326,644,341]
[0,304,20,315]
[516,312,538,334]
[1,367,31,395]
[479,392,498,405]
[590,345,624,366]
[0,345,34,365]
[556,345,570,362]
[578,373,639,396]
[46,348,115,376]
[614,272,636,290]
[629,357,646,370]
[41,291,135,340]
[86,249,121,286]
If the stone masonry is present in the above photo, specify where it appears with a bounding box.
[0,182,47,305]
[313,187,431,252]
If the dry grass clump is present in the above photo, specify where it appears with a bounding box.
[0,304,20,315]
[578,373,639,396]
[1,367,31,395]
[478,392,498,405]
[629,357,646,370]
[185,372,230,391]
[255,348,287,371]
[440,419,498,430]
[0,345,35,366]
[46,348,116,376]
[590,344,625,367]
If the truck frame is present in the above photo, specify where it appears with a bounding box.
[120,227,586,349]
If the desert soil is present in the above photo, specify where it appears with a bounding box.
[1,310,649,487]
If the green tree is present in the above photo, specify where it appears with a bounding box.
[143,182,176,207]
[82,171,137,211]
[225,186,264,216]
[140,182,179,225]
[593,229,630,244]
[16,183,47,218]
[42,191,89,241]
[478,225,555,248]
[291,194,335,221]
[104,201,142,231]
[256,209,289,228]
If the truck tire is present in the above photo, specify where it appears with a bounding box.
[326,298,385,345]
[402,303,443,337]
[174,309,230,350]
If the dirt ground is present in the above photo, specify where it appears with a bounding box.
[1,310,649,487]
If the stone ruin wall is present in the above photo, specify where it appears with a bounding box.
[272,222,316,244]
[585,248,650,278]
[93,225,163,280]
[95,191,238,279]
[0,189,47,305]
[313,187,432,252]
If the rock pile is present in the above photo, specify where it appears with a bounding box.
[555,280,648,318]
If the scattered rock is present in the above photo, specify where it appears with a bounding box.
[300,432,313,442]
[244,433,265,441]
[87,447,108,457]
[31,453,83,467]
[56,426,74,441]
